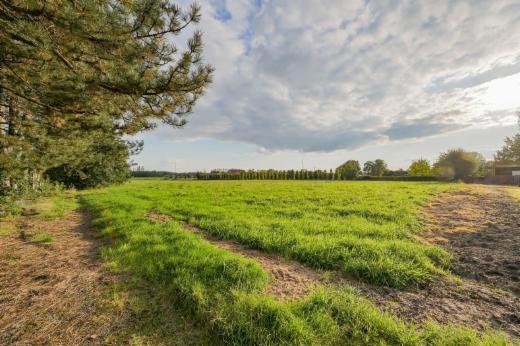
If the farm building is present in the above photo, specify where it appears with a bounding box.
[484,164,520,185]
[493,164,520,176]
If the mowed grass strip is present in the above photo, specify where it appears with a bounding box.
[80,182,511,345]
[102,180,455,288]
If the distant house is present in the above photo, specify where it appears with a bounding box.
[493,164,520,176]
[485,164,520,186]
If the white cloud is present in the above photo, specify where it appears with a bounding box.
[151,0,520,152]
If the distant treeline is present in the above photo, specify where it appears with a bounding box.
[132,169,437,181]
[132,171,177,178]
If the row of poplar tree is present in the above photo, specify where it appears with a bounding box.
[194,165,423,181]
[0,1,212,198]
[197,170,338,180]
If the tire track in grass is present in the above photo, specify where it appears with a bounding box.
[149,201,520,339]
[148,212,325,301]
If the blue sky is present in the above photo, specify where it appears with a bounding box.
[133,0,520,171]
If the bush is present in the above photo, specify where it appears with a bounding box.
[433,149,483,180]
[45,163,130,189]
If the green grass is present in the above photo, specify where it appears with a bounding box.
[506,186,520,203]
[29,229,54,243]
[79,179,514,345]
[29,189,79,220]
[86,180,456,288]
[0,219,15,236]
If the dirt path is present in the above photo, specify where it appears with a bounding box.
[353,185,520,337]
[423,185,520,294]
[0,209,215,345]
[154,185,520,338]
[182,222,326,300]
[0,211,119,345]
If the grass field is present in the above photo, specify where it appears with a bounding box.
[85,180,455,288]
[78,179,513,345]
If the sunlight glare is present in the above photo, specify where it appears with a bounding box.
[482,73,520,111]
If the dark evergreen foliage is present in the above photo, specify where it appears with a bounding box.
[44,137,133,189]
[0,1,212,191]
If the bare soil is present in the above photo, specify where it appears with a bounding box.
[347,273,520,337]
[422,186,520,295]
[350,186,520,337]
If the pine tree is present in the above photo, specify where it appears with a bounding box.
[0,1,212,190]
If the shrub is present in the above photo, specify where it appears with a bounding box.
[44,138,132,189]
[433,149,483,180]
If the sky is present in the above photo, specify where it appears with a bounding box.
[133,0,520,172]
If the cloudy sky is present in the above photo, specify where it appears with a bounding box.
[134,0,520,172]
